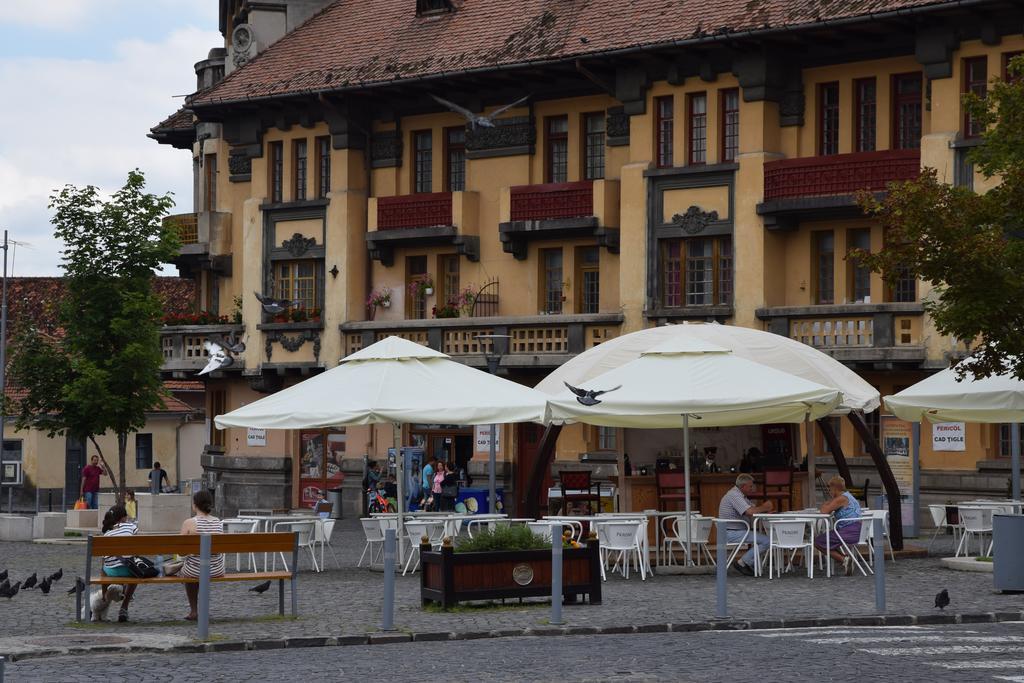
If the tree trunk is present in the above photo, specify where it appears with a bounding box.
[116,432,128,504]
[817,417,853,487]
[88,435,119,501]
[846,411,904,550]
[523,425,562,520]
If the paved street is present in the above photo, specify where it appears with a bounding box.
[0,520,1021,651]
[5,622,1024,682]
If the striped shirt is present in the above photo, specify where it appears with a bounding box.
[102,521,138,570]
[718,486,754,532]
[181,514,225,578]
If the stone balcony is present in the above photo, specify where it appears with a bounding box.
[164,211,233,277]
[365,191,479,266]
[160,323,245,377]
[498,180,620,259]
[755,303,927,368]
[340,313,624,370]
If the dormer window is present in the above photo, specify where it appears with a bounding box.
[417,0,453,16]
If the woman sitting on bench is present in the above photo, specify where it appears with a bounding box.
[179,490,225,621]
[101,504,138,622]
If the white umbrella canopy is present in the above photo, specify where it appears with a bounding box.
[885,362,1024,423]
[215,335,550,429]
[536,321,878,413]
[546,337,843,427]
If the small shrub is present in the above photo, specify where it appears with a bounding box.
[454,525,550,553]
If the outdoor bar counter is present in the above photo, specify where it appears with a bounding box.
[621,471,807,516]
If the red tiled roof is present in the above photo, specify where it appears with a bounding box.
[150,107,194,133]
[191,0,951,106]
[5,382,199,414]
[163,379,205,392]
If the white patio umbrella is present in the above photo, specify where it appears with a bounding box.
[215,336,550,563]
[546,337,843,563]
[885,361,1024,500]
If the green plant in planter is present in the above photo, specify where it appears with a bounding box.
[453,526,551,553]
[232,295,243,324]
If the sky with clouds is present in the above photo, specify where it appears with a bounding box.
[0,0,221,276]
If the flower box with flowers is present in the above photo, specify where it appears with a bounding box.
[163,311,230,326]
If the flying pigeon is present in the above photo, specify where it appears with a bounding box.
[199,340,234,376]
[22,573,37,590]
[249,580,272,594]
[564,381,623,407]
[67,577,86,595]
[254,291,300,316]
[430,94,531,130]
[218,333,246,355]
[2,581,21,599]
[935,588,950,610]
[39,577,51,594]
[48,568,62,583]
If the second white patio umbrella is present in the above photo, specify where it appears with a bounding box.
[886,361,1024,500]
[546,337,843,563]
[216,336,550,563]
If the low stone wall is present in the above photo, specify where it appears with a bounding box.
[201,450,292,518]
[0,514,33,541]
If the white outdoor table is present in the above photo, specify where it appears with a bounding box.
[544,514,653,577]
[752,511,832,578]
[238,514,325,572]
[960,500,1023,515]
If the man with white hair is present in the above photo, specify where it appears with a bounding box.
[718,473,774,576]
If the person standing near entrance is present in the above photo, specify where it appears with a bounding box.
[419,457,435,510]
[149,461,170,494]
[80,455,104,510]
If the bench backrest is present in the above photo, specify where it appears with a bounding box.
[89,532,296,557]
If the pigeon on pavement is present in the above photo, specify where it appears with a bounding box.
[248,580,272,594]
[66,577,86,595]
[0,579,8,594]
[2,581,21,599]
[935,588,950,610]
[39,577,51,594]
[49,568,62,583]
[0,569,7,582]
[22,573,37,590]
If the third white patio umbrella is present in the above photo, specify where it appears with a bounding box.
[215,336,550,563]
[546,337,843,563]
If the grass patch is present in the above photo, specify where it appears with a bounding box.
[976,556,994,563]
[454,526,550,553]
[64,531,82,537]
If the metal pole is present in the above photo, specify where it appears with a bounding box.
[683,415,692,566]
[805,413,815,508]
[0,231,8,501]
[873,516,886,613]
[488,423,497,513]
[198,533,212,640]
[550,524,563,625]
[715,519,728,618]
[392,422,405,567]
[381,528,396,631]
[1012,424,1021,502]
[911,422,921,537]
[1,654,5,683]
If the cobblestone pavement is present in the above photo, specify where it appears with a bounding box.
[0,521,1019,646]
[7,622,1024,682]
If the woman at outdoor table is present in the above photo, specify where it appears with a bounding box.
[815,475,863,576]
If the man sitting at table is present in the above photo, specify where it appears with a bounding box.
[718,473,774,576]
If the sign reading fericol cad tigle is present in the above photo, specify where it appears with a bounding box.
[931,422,966,452]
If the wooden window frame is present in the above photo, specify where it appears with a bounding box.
[962,56,988,138]
[293,138,308,201]
[545,116,569,184]
[687,92,708,165]
[268,141,283,203]
[539,247,564,315]
[412,130,433,194]
[818,82,840,156]
[813,231,835,305]
[437,253,460,307]
[209,391,226,448]
[315,136,331,199]
[443,126,466,192]
[1003,51,1023,82]
[846,228,872,304]
[405,255,429,319]
[854,77,877,153]
[203,154,217,212]
[134,433,153,470]
[659,236,732,308]
[274,259,321,310]
[655,95,674,168]
[891,72,923,151]
[719,88,739,163]
[574,245,600,314]
[582,112,605,180]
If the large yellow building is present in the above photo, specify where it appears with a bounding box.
[151,0,1024,517]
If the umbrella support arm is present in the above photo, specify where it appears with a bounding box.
[846,411,904,550]
[523,425,562,519]
[817,418,853,488]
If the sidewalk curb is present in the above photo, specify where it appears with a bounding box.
[4,611,1021,663]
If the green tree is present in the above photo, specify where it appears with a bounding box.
[857,56,1024,380]
[10,170,179,500]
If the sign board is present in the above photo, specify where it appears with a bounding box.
[931,422,966,451]
[246,428,267,447]
[881,416,913,496]
[1,461,22,486]
[474,424,501,453]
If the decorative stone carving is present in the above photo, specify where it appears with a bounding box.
[278,333,308,352]
[671,206,720,235]
[264,328,322,363]
[606,107,630,147]
[228,153,252,176]
[779,91,805,127]
[465,117,535,152]
[370,131,402,167]
[282,233,316,257]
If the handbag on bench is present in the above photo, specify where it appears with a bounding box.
[120,555,160,579]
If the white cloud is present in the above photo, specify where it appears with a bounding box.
[0,25,220,275]
[0,0,214,31]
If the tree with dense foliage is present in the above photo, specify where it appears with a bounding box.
[10,171,179,500]
[857,56,1024,380]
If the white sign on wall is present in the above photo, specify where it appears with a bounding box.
[247,428,267,447]
[932,422,966,451]
[474,424,500,453]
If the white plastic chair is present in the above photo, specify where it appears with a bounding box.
[403,520,445,575]
[832,515,873,576]
[315,518,340,569]
[956,506,994,557]
[596,520,645,581]
[926,504,960,553]
[711,517,752,570]
[663,516,714,566]
[527,521,554,541]
[222,518,261,572]
[358,517,385,568]
[766,518,814,579]
[273,519,319,572]
[863,509,896,563]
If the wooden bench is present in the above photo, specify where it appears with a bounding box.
[78,532,299,638]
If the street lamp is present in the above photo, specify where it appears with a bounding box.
[476,334,510,514]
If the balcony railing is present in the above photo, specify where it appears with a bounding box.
[763,149,921,201]
[160,323,244,375]
[377,193,453,230]
[510,181,593,221]
[164,213,199,245]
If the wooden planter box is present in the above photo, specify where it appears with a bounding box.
[420,539,602,609]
